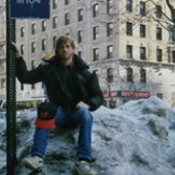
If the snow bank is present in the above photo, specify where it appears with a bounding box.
[1,96,175,175]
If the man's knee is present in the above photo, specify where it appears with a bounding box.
[78,108,93,123]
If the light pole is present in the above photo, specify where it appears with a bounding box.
[6,1,16,175]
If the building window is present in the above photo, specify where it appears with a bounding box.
[78,9,83,21]
[65,13,70,25]
[53,0,57,9]
[0,79,5,90]
[126,45,133,58]
[20,83,24,90]
[0,62,3,73]
[140,1,146,16]
[31,60,35,89]
[156,48,162,62]
[107,68,113,83]
[31,84,35,89]
[107,0,112,13]
[156,27,162,40]
[140,46,146,60]
[93,3,99,17]
[167,47,171,63]
[126,22,132,36]
[20,27,25,37]
[156,5,162,18]
[20,44,25,55]
[0,61,5,73]
[31,42,36,53]
[31,23,36,35]
[140,24,146,38]
[93,48,99,61]
[65,0,69,5]
[52,16,57,28]
[172,51,175,63]
[171,28,175,43]
[126,0,132,12]
[42,39,46,51]
[107,22,113,36]
[77,30,82,43]
[107,45,113,58]
[0,46,5,56]
[127,67,133,82]
[78,51,82,57]
[41,20,46,31]
[140,68,146,83]
[3,61,5,73]
[53,36,57,48]
[93,26,99,40]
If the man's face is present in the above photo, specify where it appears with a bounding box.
[57,41,74,61]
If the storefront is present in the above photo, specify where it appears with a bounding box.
[103,90,151,108]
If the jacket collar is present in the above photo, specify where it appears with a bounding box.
[50,54,89,70]
[73,54,89,70]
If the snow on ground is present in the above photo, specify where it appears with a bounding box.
[1,96,175,175]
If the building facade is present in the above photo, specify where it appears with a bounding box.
[0,0,6,100]
[1,0,175,107]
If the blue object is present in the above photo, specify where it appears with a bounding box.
[10,0,50,19]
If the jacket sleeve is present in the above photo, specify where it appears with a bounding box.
[16,57,46,84]
[86,71,104,111]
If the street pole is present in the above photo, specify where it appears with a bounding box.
[6,0,16,175]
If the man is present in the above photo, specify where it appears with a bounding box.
[12,36,103,175]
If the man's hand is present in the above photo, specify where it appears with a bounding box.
[76,101,90,109]
[11,42,21,58]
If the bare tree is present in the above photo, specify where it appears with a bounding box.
[94,0,175,41]
[165,0,175,24]
[147,0,175,43]
[165,0,175,42]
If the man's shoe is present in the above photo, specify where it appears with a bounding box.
[22,155,43,170]
[72,160,96,175]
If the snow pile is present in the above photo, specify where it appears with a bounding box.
[1,96,175,175]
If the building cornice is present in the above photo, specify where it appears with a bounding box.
[119,58,175,71]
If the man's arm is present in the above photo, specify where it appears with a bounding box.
[77,70,103,111]
[11,42,21,58]
[87,71,104,111]
[11,42,44,84]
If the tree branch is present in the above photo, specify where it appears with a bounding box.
[165,0,175,23]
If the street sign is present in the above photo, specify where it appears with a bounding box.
[10,0,50,19]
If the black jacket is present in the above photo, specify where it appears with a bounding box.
[16,55,103,111]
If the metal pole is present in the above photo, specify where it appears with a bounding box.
[6,0,16,175]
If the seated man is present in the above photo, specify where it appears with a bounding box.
[12,35,103,175]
